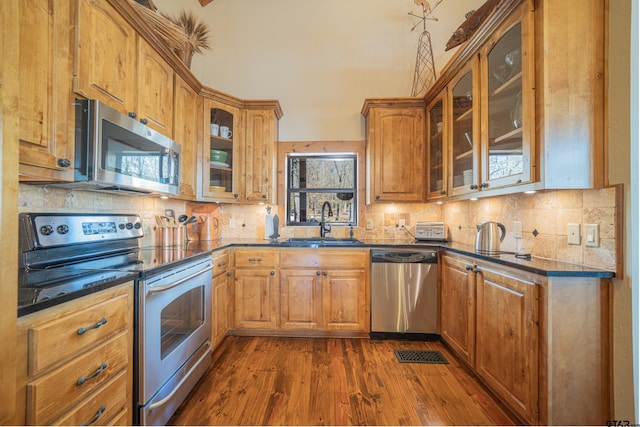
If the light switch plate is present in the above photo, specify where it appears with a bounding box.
[567,223,581,245]
[398,218,406,228]
[584,223,600,247]
[513,221,522,239]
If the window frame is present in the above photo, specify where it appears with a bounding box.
[285,153,358,227]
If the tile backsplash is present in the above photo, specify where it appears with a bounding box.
[19,184,618,271]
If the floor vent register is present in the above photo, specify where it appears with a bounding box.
[394,350,448,364]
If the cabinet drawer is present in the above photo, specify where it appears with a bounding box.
[28,293,129,375]
[212,252,229,277]
[234,250,276,267]
[280,250,368,269]
[52,370,127,426]
[27,332,129,425]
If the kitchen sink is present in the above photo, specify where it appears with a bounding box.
[281,237,364,247]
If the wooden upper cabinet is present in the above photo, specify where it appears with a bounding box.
[243,106,280,203]
[137,38,174,135]
[362,98,425,203]
[173,76,200,199]
[18,0,75,181]
[479,7,534,191]
[74,0,137,114]
[426,91,447,200]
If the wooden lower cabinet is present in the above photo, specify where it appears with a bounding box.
[10,284,134,426]
[474,263,538,424]
[212,251,230,347]
[279,250,369,334]
[440,251,611,425]
[234,268,278,329]
[440,254,476,366]
[280,269,323,330]
[321,269,367,331]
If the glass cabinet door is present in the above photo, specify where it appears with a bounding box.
[450,66,478,195]
[205,103,239,200]
[427,95,445,199]
[483,20,530,188]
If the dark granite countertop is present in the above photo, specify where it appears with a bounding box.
[168,237,615,279]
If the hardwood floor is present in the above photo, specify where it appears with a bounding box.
[169,336,516,426]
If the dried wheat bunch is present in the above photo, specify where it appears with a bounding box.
[162,10,211,54]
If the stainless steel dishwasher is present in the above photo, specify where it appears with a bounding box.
[370,249,438,339]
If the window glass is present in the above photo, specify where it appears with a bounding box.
[287,155,357,226]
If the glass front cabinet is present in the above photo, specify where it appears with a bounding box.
[427,3,534,200]
[426,93,446,200]
[203,99,241,201]
[449,61,480,197]
[479,6,534,191]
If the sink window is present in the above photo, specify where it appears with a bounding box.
[286,154,357,226]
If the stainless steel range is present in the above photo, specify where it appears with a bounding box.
[18,213,213,426]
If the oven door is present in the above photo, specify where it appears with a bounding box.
[138,257,212,411]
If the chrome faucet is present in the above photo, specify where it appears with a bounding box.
[320,201,333,237]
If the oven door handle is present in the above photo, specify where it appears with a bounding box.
[147,340,212,410]
[146,265,213,293]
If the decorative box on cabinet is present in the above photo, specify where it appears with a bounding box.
[10,285,134,426]
[18,0,75,181]
[361,98,425,203]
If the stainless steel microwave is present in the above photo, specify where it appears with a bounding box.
[69,99,181,196]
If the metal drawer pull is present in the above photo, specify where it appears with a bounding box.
[76,362,108,386]
[217,261,228,267]
[147,266,213,293]
[77,318,107,335]
[248,257,263,262]
[81,404,106,426]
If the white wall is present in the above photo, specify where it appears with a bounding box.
[155,0,485,141]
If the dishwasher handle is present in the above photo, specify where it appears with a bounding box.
[371,251,438,263]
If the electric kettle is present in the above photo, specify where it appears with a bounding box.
[475,221,506,254]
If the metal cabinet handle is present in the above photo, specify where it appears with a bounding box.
[233,194,239,199]
[323,271,328,277]
[77,362,108,386]
[77,318,107,335]
[270,271,275,276]
[316,271,321,276]
[473,267,481,274]
[375,195,380,200]
[465,265,473,271]
[469,184,478,190]
[128,112,137,119]
[217,261,228,267]
[480,182,489,189]
[82,404,106,426]
[262,194,268,199]
[248,258,263,262]
[440,190,446,195]
[140,118,148,125]
[57,158,71,168]
[147,266,213,293]
[226,272,232,277]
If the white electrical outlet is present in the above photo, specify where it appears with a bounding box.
[567,223,581,245]
[584,223,600,247]
[513,221,522,239]
[366,218,373,230]
[399,218,406,228]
